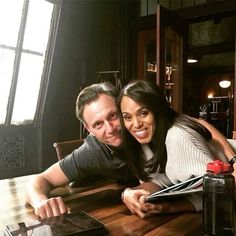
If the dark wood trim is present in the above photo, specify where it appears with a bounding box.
[190,41,235,56]
[175,1,236,23]
[132,1,236,31]
[188,65,234,75]
[131,15,156,31]
[234,35,236,135]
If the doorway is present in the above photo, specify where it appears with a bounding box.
[183,16,235,138]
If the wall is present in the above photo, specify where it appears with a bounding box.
[40,0,138,170]
[183,16,235,130]
[0,0,138,179]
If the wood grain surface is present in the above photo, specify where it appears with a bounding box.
[0,175,208,235]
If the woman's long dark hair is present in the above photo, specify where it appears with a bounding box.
[118,80,212,181]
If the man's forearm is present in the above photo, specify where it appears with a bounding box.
[26,175,52,208]
[197,118,236,158]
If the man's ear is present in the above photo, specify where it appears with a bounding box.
[84,124,94,136]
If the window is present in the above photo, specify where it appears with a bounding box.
[0,0,59,125]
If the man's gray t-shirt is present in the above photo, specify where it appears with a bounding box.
[59,134,135,183]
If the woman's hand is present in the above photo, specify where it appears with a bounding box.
[122,182,195,218]
[121,182,160,218]
[140,198,195,218]
[121,187,151,218]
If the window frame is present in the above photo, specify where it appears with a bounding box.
[0,0,61,127]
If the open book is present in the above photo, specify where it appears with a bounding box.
[145,175,203,203]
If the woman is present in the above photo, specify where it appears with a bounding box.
[118,80,236,218]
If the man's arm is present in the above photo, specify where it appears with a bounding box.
[196,118,236,178]
[26,162,70,219]
[196,118,236,158]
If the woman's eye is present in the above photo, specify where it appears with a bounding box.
[123,115,131,121]
[140,110,148,117]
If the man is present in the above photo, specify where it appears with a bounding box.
[27,82,235,219]
[26,82,137,219]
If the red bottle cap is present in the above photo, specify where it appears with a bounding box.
[207,160,232,174]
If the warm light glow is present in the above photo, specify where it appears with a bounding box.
[187,58,198,64]
[219,80,231,88]
[208,93,214,98]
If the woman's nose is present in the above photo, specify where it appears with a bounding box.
[133,117,142,128]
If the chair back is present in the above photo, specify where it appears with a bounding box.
[53,139,84,160]
[233,131,236,140]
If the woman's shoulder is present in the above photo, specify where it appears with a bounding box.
[167,124,189,137]
[166,124,204,144]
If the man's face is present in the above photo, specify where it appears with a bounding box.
[83,94,122,147]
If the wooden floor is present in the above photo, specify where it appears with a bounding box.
[0,174,207,235]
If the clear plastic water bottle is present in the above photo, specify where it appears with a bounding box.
[203,160,235,236]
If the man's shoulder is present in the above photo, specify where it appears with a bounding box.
[84,134,106,149]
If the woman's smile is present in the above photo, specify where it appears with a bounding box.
[120,96,156,144]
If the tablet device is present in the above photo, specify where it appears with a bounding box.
[4,211,107,236]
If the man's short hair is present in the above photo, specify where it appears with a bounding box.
[76,82,119,123]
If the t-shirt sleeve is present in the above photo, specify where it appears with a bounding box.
[59,138,100,182]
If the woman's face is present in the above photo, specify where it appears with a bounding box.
[120,96,156,144]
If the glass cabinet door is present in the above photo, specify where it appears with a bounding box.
[164,27,183,111]
[137,5,186,112]
[146,40,157,83]
[156,4,186,112]
[137,28,156,83]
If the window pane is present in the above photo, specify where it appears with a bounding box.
[0,49,15,124]
[0,0,24,46]
[11,53,44,124]
[23,0,53,52]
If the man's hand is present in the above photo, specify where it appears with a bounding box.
[26,163,71,219]
[34,196,68,219]
[232,163,236,182]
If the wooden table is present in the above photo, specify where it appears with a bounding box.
[0,174,206,235]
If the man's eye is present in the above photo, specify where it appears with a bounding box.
[110,112,118,120]
[94,122,103,130]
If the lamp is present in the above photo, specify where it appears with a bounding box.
[187,57,198,63]
[219,80,231,88]
[187,52,199,63]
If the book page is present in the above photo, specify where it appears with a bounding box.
[145,175,203,202]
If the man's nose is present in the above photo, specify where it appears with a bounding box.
[104,121,114,132]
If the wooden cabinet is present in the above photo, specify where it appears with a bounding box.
[137,29,156,84]
[137,5,187,112]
